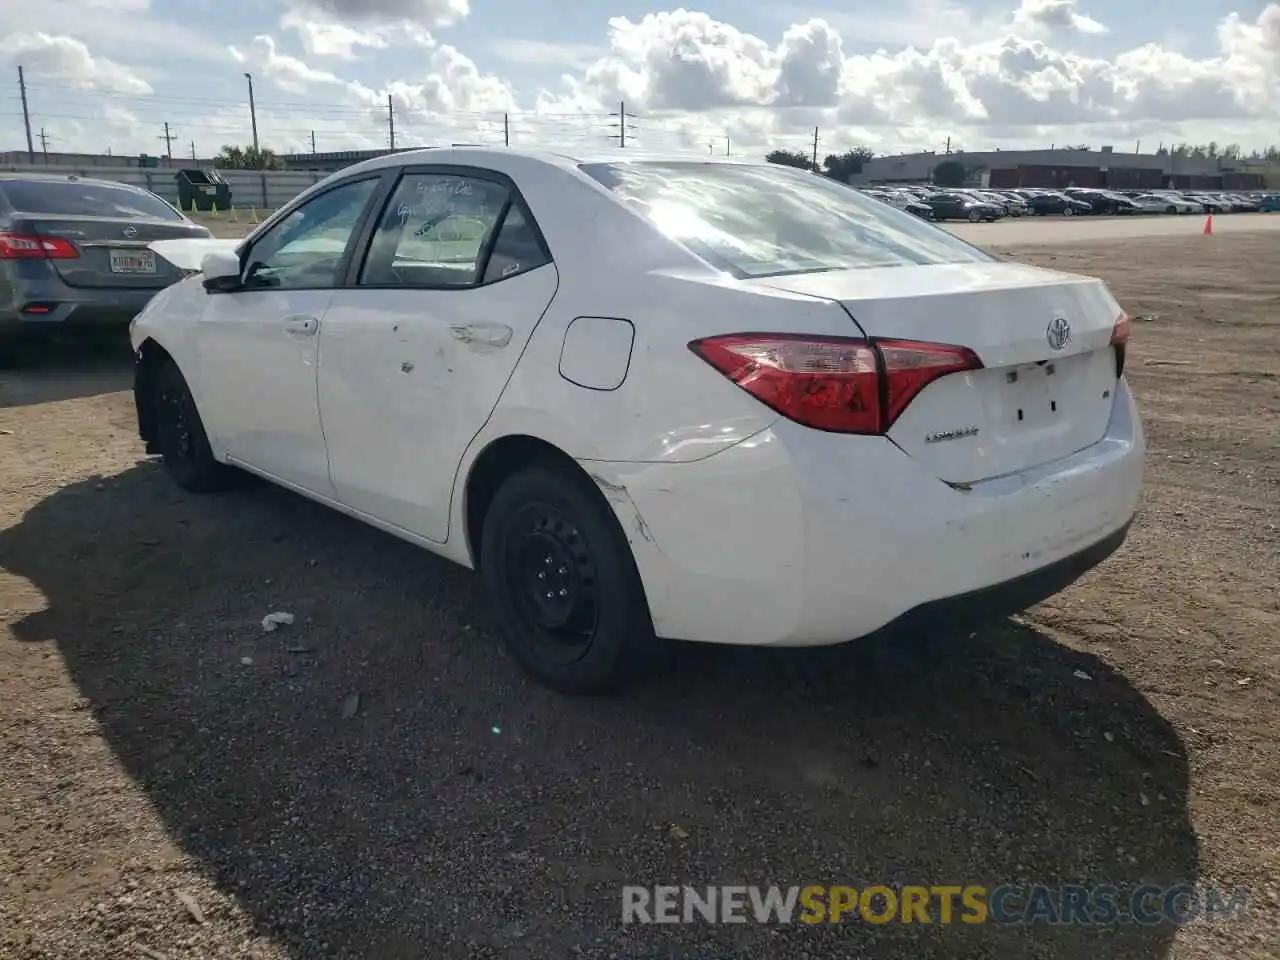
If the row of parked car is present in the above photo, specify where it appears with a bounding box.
[860,184,1280,223]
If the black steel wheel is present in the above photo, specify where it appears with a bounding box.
[152,358,232,493]
[480,463,656,694]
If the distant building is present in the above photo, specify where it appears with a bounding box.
[0,150,219,170]
[853,147,1265,191]
[279,147,423,172]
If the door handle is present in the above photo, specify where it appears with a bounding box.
[283,314,319,337]
[450,322,512,347]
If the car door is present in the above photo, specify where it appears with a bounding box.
[930,195,958,219]
[318,166,558,543]
[195,174,384,496]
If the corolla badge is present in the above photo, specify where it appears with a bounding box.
[1046,314,1071,351]
[925,425,979,444]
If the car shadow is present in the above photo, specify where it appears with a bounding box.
[0,464,1197,959]
[0,336,133,409]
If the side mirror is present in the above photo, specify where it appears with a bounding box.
[201,250,242,293]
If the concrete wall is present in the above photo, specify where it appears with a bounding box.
[0,163,331,210]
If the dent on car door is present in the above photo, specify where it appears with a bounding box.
[318,167,558,542]
[195,175,381,494]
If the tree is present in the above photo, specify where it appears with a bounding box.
[214,144,282,170]
[765,149,814,171]
[932,159,967,187]
[821,147,875,182]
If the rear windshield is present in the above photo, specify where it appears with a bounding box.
[0,180,184,221]
[578,161,994,278]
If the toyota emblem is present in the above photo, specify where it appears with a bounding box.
[1046,314,1071,351]
[121,226,138,239]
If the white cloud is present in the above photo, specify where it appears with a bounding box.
[278,7,440,59]
[286,0,468,24]
[0,33,151,95]
[7,0,1280,161]
[1012,0,1108,36]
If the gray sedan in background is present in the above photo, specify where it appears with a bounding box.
[0,175,212,351]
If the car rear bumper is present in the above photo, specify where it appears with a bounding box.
[590,379,1144,647]
[0,287,160,336]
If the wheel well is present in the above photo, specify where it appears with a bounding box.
[463,434,587,568]
[134,338,174,450]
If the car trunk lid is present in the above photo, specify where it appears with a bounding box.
[22,216,210,289]
[748,261,1124,484]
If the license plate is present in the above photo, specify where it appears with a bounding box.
[109,250,157,274]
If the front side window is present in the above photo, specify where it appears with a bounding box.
[243,177,378,290]
[579,161,994,279]
[360,173,514,288]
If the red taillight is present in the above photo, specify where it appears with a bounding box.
[1110,312,1130,377]
[688,333,982,435]
[0,232,79,260]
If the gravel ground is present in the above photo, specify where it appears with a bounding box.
[1,233,1277,959]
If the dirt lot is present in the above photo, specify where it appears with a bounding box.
[1,233,1277,959]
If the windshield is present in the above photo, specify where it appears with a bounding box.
[578,161,994,278]
[0,179,184,221]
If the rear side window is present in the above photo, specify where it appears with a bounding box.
[0,180,184,221]
[360,172,550,289]
[580,161,993,279]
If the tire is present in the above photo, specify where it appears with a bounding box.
[1166,206,1176,215]
[152,357,233,493]
[1063,206,1074,216]
[967,209,981,223]
[479,463,656,694]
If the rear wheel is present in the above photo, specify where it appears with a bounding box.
[152,358,233,493]
[1166,205,1177,215]
[479,463,656,694]
[967,209,981,223]
[1063,206,1075,216]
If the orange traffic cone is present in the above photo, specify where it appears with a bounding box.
[1203,213,1213,235]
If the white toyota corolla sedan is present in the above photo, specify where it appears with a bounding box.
[130,147,1144,694]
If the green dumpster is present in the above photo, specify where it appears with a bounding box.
[175,168,232,213]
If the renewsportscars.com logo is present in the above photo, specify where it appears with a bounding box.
[621,884,1250,926]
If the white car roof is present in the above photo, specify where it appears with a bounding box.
[338,146,769,177]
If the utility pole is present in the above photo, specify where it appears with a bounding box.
[38,128,50,163]
[503,113,509,147]
[387,94,395,150]
[159,122,176,163]
[725,136,730,156]
[606,102,635,148]
[244,72,260,153]
[18,66,35,162]
[310,129,316,154]
[811,126,819,171]
[945,136,951,155]
[190,140,197,161]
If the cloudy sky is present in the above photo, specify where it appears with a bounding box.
[1,0,1278,160]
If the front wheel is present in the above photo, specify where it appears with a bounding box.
[967,209,981,223]
[1166,206,1177,215]
[1063,206,1075,216]
[152,358,233,493]
[479,464,656,694]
